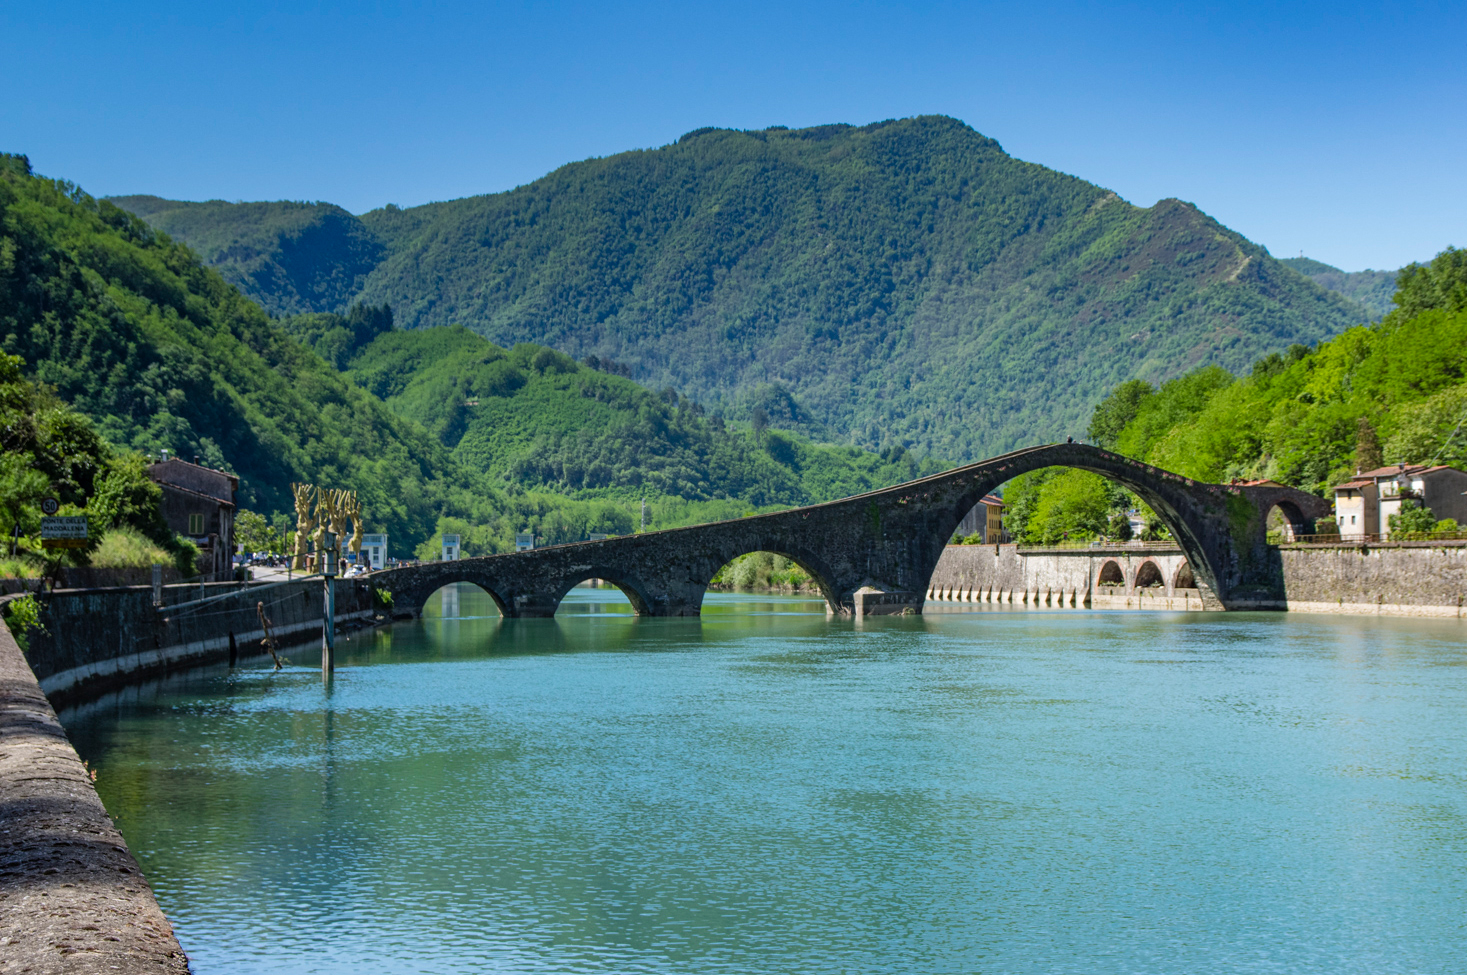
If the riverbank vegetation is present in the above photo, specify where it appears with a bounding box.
[708,551,818,592]
[1013,247,1467,541]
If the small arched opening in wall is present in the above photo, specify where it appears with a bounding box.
[1173,562,1196,591]
[1096,560,1125,588]
[1134,560,1164,590]
[423,581,507,619]
[706,548,839,612]
[554,576,644,616]
[1266,500,1309,543]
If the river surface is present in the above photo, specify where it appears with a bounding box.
[63,586,1467,975]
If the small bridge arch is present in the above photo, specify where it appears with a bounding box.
[1096,560,1126,588]
[701,543,843,614]
[547,567,654,616]
[1134,560,1164,589]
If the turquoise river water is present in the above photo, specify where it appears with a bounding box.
[62,585,1467,974]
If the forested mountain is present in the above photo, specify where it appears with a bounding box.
[110,116,1371,462]
[1280,256,1398,320]
[0,153,939,557]
[109,195,381,316]
[1010,247,1467,543]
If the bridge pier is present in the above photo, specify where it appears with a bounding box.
[845,588,923,616]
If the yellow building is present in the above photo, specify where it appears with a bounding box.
[955,493,1007,543]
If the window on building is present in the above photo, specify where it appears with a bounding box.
[1350,515,1356,525]
[189,513,205,534]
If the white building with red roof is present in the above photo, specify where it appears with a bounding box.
[1333,464,1467,535]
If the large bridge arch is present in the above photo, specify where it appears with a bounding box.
[925,451,1241,606]
[370,443,1331,617]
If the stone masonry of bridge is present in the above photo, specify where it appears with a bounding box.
[374,443,1331,617]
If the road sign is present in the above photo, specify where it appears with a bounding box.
[40,497,59,515]
[41,515,88,548]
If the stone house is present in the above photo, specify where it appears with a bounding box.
[1333,464,1467,535]
[147,456,238,581]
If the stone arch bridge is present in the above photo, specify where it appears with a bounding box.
[370,443,1329,617]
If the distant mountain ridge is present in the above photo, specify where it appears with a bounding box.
[110,116,1372,461]
[1279,256,1399,320]
[109,195,382,315]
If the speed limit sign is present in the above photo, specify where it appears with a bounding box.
[40,497,60,516]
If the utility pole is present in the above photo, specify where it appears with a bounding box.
[320,528,338,680]
[641,497,647,531]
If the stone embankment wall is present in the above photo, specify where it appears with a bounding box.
[927,542,1467,618]
[25,577,376,705]
[1,616,190,973]
[1260,543,1467,617]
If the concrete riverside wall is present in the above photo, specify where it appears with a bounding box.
[925,544,1201,610]
[0,616,190,973]
[24,578,377,705]
[927,542,1467,618]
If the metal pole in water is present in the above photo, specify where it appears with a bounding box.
[323,574,335,677]
[321,529,338,679]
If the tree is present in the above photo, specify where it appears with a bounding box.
[1025,469,1110,544]
[235,509,283,555]
[1388,501,1437,538]
[1354,418,1383,474]
[1087,380,1155,449]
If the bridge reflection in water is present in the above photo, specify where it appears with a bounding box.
[373,444,1329,618]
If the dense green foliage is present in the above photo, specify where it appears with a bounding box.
[111,116,1369,461]
[0,349,192,574]
[1014,248,1467,541]
[1281,257,1399,320]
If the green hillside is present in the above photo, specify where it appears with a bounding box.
[108,195,382,316]
[0,153,466,547]
[283,311,946,507]
[1280,256,1398,320]
[2,153,939,558]
[1012,247,1467,542]
[111,116,1371,461]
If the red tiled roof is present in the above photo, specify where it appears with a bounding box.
[149,457,240,483]
[1334,480,1371,491]
[1353,463,1464,480]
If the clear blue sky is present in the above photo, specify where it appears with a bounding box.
[4,1,1462,271]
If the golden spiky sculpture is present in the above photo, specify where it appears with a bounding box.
[313,488,345,554]
[290,482,316,570]
[341,491,364,556]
